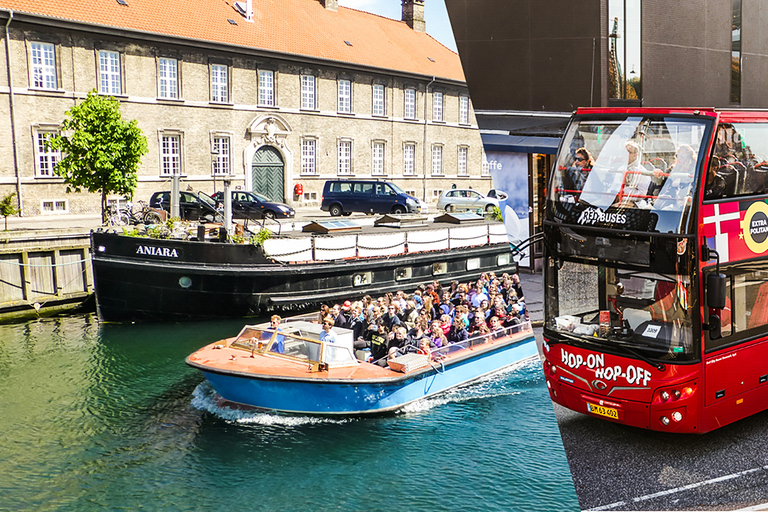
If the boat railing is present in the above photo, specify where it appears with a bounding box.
[430,320,533,360]
[262,223,508,263]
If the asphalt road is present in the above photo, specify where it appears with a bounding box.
[549,364,768,511]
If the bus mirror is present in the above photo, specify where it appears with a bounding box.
[709,314,721,340]
[707,273,726,309]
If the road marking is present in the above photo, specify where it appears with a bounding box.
[585,465,768,511]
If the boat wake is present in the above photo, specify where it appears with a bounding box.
[400,355,540,414]
[190,381,350,426]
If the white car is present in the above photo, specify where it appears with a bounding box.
[437,189,499,212]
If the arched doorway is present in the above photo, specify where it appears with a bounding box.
[252,146,285,202]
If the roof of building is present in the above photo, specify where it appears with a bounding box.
[0,0,465,82]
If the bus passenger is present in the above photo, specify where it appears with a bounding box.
[704,159,726,200]
[567,147,594,190]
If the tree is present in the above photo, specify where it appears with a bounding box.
[46,90,148,223]
[0,192,19,230]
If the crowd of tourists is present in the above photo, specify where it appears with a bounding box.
[318,272,528,365]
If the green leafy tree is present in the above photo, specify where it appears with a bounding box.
[46,90,148,223]
[0,192,19,230]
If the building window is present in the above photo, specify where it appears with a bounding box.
[302,138,317,175]
[30,42,57,89]
[404,88,416,120]
[211,136,230,175]
[732,0,742,104]
[608,0,641,101]
[432,91,444,122]
[41,199,67,214]
[210,64,229,103]
[259,70,275,107]
[338,79,351,113]
[338,140,352,175]
[34,128,60,177]
[458,146,468,176]
[301,74,316,110]
[98,50,121,95]
[431,145,443,176]
[403,143,416,176]
[459,96,469,124]
[482,152,491,176]
[372,83,385,116]
[160,133,181,176]
[372,141,385,176]
[158,57,179,99]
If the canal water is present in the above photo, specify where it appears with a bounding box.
[0,315,579,512]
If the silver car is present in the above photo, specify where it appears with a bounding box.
[437,189,499,212]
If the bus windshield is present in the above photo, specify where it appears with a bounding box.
[549,115,713,234]
[546,259,698,362]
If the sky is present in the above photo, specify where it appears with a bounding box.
[337,0,458,52]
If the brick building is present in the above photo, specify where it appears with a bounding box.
[0,0,486,217]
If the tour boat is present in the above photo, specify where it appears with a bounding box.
[185,316,537,415]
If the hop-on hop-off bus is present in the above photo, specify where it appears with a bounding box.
[542,107,768,433]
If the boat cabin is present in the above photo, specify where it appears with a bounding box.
[225,320,359,370]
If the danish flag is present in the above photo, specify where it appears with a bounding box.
[701,201,743,262]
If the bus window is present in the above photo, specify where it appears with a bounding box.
[710,123,768,199]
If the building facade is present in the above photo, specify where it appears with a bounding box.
[446,0,768,267]
[0,0,487,217]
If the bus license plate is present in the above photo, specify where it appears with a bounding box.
[587,402,619,420]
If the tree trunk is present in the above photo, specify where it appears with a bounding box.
[101,191,108,225]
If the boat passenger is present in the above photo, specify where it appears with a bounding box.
[382,304,402,330]
[489,316,506,339]
[447,316,469,344]
[402,300,418,330]
[469,314,490,336]
[428,320,446,348]
[439,314,452,335]
[348,305,366,340]
[320,320,337,344]
[318,305,331,324]
[387,326,408,360]
[406,317,428,348]
[266,314,286,353]
[417,338,433,358]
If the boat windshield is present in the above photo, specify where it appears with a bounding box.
[229,325,358,367]
[548,114,713,234]
[546,259,699,362]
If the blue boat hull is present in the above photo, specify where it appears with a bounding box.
[200,334,538,415]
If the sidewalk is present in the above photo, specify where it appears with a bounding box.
[518,269,544,326]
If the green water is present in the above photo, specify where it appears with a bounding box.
[0,315,579,512]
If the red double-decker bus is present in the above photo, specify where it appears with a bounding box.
[542,107,768,433]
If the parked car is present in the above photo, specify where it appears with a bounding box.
[211,191,295,220]
[321,179,421,216]
[149,191,222,222]
[436,189,499,212]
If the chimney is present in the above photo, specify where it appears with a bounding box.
[402,0,425,32]
[321,0,338,11]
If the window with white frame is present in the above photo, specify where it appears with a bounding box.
[302,138,317,175]
[259,69,275,106]
[431,145,443,175]
[34,128,60,177]
[210,64,229,103]
[41,199,67,214]
[372,141,385,176]
[459,96,469,124]
[30,42,57,89]
[403,143,416,176]
[338,79,351,113]
[404,88,416,120]
[160,133,181,176]
[482,152,491,176]
[372,84,385,116]
[338,140,352,175]
[432,91,444,122]
[158,57,179,99]
[458,146,468,176]
[301,74,316,110]
[98,50,121,95]
[211,136,230,175]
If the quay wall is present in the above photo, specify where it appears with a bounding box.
[0,230,93,321]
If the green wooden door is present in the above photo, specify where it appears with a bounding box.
[252,146,285,202]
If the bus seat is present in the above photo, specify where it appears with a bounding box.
[718,166,738,196]
[748,282,768,329]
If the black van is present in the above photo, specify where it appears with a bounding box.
[321,179,421,216]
